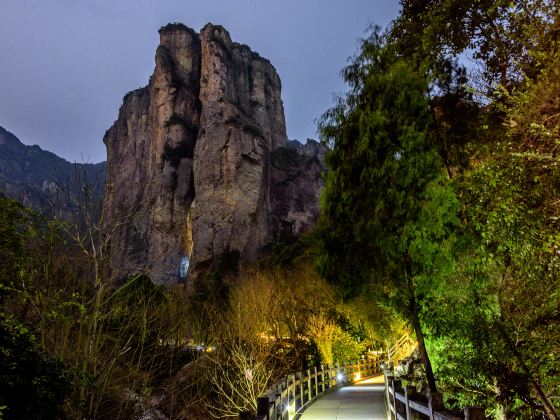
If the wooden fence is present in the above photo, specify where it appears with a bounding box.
[387,333,415,362]
[384,373,486,420]
[240,356,383,420]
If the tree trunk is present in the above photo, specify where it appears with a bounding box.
[497,322,558,419]
[406,269,438,395]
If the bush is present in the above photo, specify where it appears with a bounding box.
[0,314,71,419]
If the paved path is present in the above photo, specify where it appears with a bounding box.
[299,374,386,420]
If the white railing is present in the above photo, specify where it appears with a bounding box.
[239,356,384,419]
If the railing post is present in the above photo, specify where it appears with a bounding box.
[314,366,318,398]
[297,372,303,411]
[361,360,365,377]
[322,364,326,392]
[256,396,269,420]
[275,392,281,419]
[391,379,398,419]
[306,369,312,403]
[404,386,412,419]
[428,391,443,420]
[383,368,392,420]
[281,377,288,418]
[335,363,340,386]
[289,374,296,417]
[284,375,289,418]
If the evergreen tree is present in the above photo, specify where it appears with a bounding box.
[317,29,459,394]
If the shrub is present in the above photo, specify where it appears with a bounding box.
[0,314,71,419]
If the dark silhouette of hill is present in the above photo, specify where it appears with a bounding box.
[0,126,105,215]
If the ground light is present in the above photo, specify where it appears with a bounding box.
[284,401,295,419]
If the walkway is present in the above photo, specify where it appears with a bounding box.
[299,374,386,420]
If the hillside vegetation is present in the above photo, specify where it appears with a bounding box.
[317,1,560,418]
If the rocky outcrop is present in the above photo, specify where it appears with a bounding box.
[269,139,325,241]
[191,24,288,268]
[103,23,324,284]
[103,24,201,282]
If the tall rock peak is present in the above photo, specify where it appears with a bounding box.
[104,23,323,284]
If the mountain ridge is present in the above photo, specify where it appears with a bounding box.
[0,126,106,214]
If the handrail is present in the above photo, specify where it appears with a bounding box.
[239,356,384,419]
[388,333,416,361]
[384,373,487,420]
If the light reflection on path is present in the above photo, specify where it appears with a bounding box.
[299,374,387,420]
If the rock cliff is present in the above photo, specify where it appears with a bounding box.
[103,23,324,284]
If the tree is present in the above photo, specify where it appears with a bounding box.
[389,0,559,93]
[199,270,283,418]
[188,262,369,417]
[427,46,560,418]
[307,313,366,366]
[0,197,30,293]
[387,1,559,181]
[0,187,193,418]
[378,3,560,417]
[307,313,338,365]
[317,29,459,395]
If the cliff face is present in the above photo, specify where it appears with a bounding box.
[192,24,288,267]
[103,25,201,282]
[270,140,325,241]
[103,23,323,284]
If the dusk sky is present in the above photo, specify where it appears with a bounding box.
[0,0,400,163]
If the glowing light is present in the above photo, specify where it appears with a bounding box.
[285,402,295,420]
[337,373,344,382]
[354,372,361,381]
[179,256,189,279]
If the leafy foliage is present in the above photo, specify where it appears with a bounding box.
[0,193,198,419]
[0,313,70,419]
[426,48,560,417]
[316,28,459,393]
[389,0,559,92]
[317,4,560,417]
